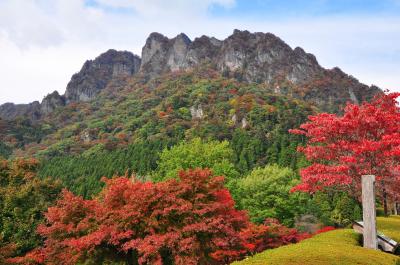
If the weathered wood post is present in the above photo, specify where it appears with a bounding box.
[362,175,377,249]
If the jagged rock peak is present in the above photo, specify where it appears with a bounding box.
[174,33,191,44]
[147,32,170,43]
[217,29,324,84]
[141,32,193,76]
[0,101,41,121]
[0,91,65,120]
[139,29,324,84]
[41,91,65,115]
[64,49,141,103]
[140,32,226,78]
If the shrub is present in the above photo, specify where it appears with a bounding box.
[13,169,307,265]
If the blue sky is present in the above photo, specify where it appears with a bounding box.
[87,0,400,17]
[0,0,399,104]
[210,0,400,17]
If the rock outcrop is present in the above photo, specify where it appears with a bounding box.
[41,91,65,115]
[140,33,190,77]
[0,101,41,121]
[190,105,204,119]
[64,49,141,103]
[216,30,322,84]
[0,91,65,120]
[140,32,222,78]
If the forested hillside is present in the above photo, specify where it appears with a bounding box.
[30,70,315,196]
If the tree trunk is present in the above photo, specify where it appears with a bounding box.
[381,181,388,216]
[383,193,388,216]
[126,249,139,265]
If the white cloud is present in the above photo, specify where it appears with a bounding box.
[0,0,399,104]
[0,35,107,104]
[94,0,235,16]
[0,0,64,48]
[0,0,111,49]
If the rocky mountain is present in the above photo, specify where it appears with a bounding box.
[0,29,381,121]
[0,101,41,121]
[0,49,141,120]
[65,49,141,103]
[139,30,380,111]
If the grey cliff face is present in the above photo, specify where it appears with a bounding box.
[140,32,223,78]
[64,49,141,103]
[40,91,65,115]
[216,30,323,84]
[186,36,222,67]
[140,33,192,77]
[0,91,64,120]
[0,101,41,121]
[140,33,171,77]
[167,33,192,71]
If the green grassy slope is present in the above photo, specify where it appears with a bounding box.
[233,216,400,265]
[378,216,400,242]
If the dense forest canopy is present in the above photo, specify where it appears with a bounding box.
[0,71,314,198]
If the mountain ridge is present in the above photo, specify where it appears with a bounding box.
[0,29,381,121]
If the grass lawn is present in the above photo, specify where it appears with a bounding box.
[378,215,400,242]
[232,216,400,265]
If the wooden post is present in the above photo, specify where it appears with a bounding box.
[362,175,377,250]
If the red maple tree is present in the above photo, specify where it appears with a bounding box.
[12,169,307,265]
[290,93,400,215]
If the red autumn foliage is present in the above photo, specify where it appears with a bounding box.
[290,93,400,213]
[315,226,336,235]
[0,243,17,264]
[12,169,307,265]
[228,88,238,95]
[158,111,167,118]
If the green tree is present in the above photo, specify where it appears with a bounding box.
[303,191,362,227]
[304,192,333,226]
[0,158,62,257]
[233,164,306,226]
[0,143,11,159]
[330,193,362,227]
[153,138,239,182]
[38,139,167,198]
